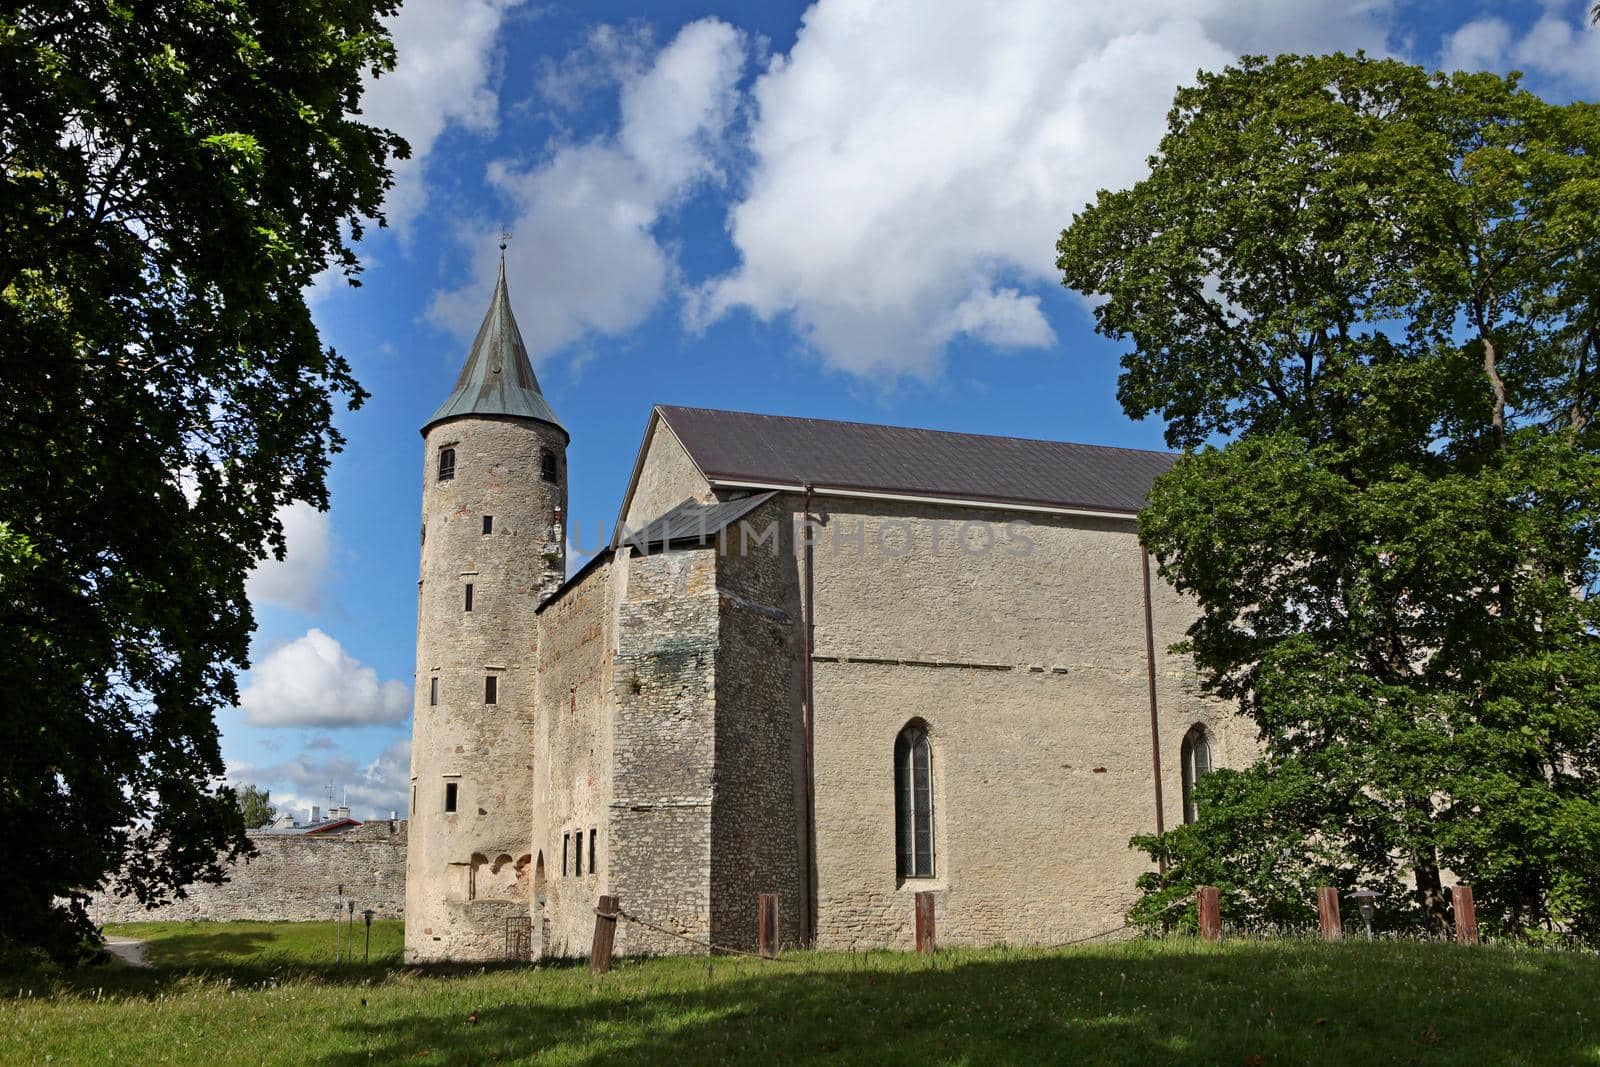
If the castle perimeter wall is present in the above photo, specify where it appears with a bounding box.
[89,820,407,925]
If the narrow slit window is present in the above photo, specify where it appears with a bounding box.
[588,828,596,875]
[574,833,583,877]
[411,785,416,813]
[484,675,498,705]
[1181,725,1212,825]
[895,723,934,880]
[429,676,439,706]
[437,447,456,481]
[444,782,458,813]
[482,515,493,535]
[464,583,474,612]
[562,832,570,876]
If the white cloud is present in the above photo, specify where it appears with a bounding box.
[428,17,748,357]
[1509,11,1600,94]
[363,0,528,227]
[231,737,412,821]
[1440,16,1513,74]
[699,0,1393,379]
[246,501,331,614]
[240,629,410,728]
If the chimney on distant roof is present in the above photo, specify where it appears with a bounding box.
[311,805,321,823]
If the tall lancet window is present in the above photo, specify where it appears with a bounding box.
[1181,724,1212,825]
[895,723,934,880]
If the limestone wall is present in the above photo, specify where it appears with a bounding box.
[90,821,407,924]
[607,547,720,956]
[531,552,616,958]
[619,415,712,533]
[802,498,1248,950]
[710,497,806,950]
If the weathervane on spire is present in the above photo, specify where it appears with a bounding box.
[498,228,511,254]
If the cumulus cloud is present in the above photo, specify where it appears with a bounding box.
[246,501,331,614]
[231,737,412,822]
[698,0,1392,379]
[363,0,528,227]
[240,629,410,728]
[428,17,748,357]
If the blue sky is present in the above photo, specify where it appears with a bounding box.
[226,0,1600,821]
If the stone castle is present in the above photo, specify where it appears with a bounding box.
[406,259,1246,962]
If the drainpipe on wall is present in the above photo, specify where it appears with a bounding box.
[800,485,818,946]
[1142,546,1167,876]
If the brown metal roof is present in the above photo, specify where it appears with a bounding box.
[655,406,1175,514]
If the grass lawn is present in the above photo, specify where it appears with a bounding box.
[1,923,1597,1065]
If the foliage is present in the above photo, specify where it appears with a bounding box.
[234,785,276,830]
[0,1,406,959]
[4,926,1600,1064]
[1058,54,1600,940]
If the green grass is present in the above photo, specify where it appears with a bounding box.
[105,919,405,971]
[2,923,1598,1065]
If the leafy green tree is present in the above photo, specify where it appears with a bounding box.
[236,785,276,830]
[0,1,405,958]
[1059,54,1600,940]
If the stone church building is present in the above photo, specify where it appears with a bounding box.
[406,262,1246,963]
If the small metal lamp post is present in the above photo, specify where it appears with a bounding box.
[363,909,375,963]
[1349,890,1380,941]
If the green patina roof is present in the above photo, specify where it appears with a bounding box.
[422,258,565,437]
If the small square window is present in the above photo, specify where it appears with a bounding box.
[464,583,474,612]
[484,675,498,705]
[429,676,439,706]
[444,782,458,813]
[482,515,493,535]
[588,828,596,874]
[437,447,456,481]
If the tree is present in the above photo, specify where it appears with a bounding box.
[236,785,277,830]
[1059,54,1600,941]
[0,2,405,959]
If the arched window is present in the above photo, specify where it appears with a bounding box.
[540,449,558,483]
[895,723,934,880]
[1181,724,1212,825]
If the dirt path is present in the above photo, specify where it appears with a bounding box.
[103,937,151,969]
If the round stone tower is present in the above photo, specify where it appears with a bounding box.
[406,256,567,962]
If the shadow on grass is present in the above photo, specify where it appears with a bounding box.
[319,941,1600,1066]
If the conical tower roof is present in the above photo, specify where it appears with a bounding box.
[422,258,565,437]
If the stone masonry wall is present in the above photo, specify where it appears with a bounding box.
[803,498,1249,950]
[620,416,714,534]
[608,546,720,956]
[710,498,806,951]
[90,821,407,924]
[531,552,616,958]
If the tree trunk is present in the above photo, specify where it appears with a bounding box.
[1414,854,1450,936]
[1482,334,1507,449]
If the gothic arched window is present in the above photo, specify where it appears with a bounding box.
[1181,724,1212,825]
[540,449,558,483]
[895,723,934,880]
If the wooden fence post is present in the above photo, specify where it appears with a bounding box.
[914,891,936,956]
[1316,887,1342,941]
[590,894,618,974]
[1197,885,1222,943]
[1452,885,1479,945]
[758,894,779,960]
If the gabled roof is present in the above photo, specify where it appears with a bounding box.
[651,406,1175,515]
[423,257,565,437]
